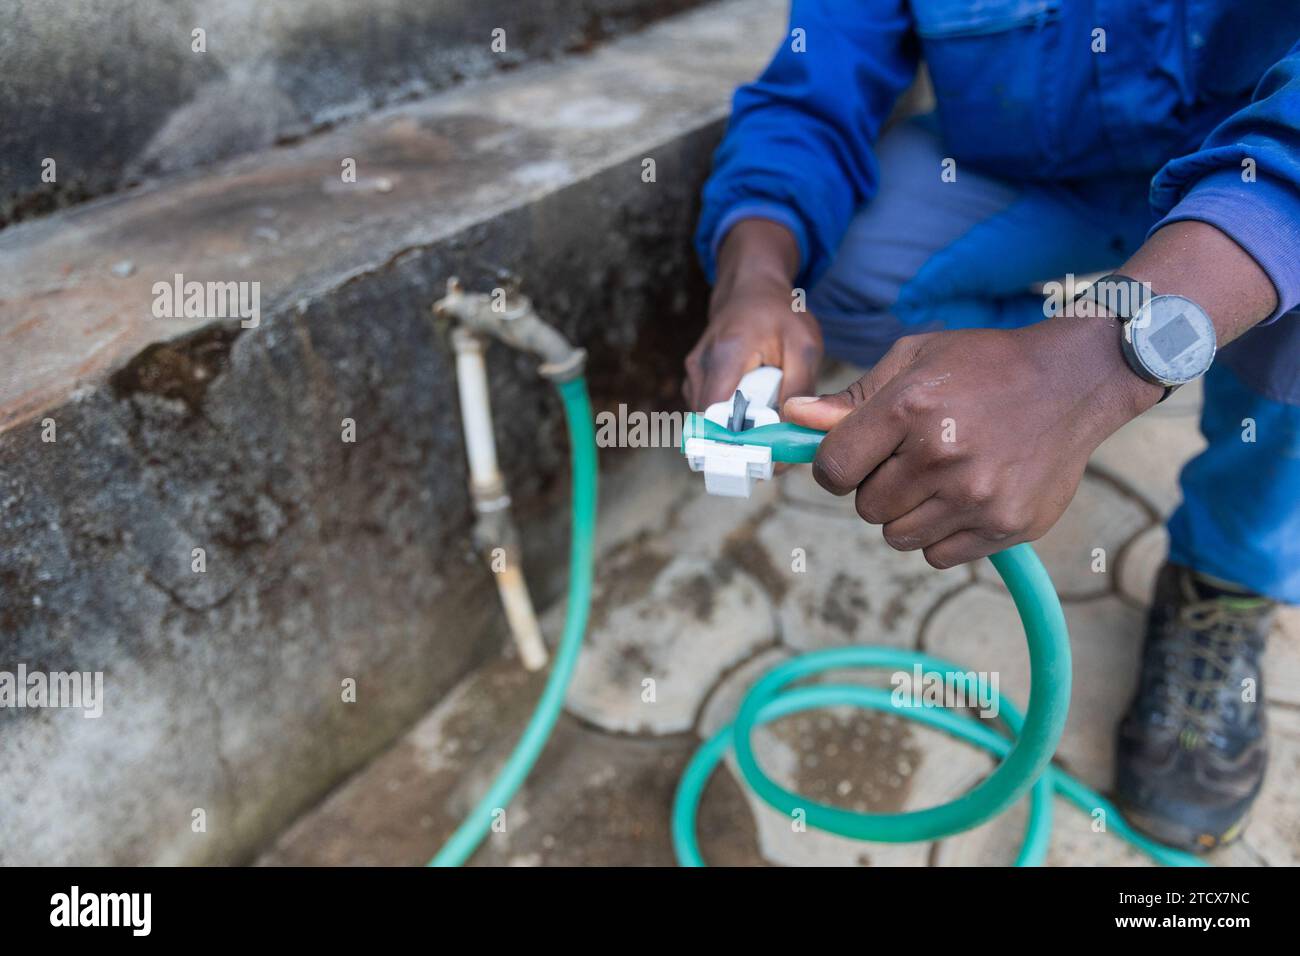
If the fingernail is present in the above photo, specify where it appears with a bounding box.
[784,396,820,407]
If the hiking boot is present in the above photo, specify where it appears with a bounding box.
[1116,563,1274,853]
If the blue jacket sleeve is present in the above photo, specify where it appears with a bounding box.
[694,0,919,289]
[1149,39,1300,323]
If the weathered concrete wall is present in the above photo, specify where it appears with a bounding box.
[0,0,709,226]
[0,0,787,864]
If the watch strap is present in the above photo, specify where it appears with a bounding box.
[1072,273,1151,321]
[1073,274,1175,403]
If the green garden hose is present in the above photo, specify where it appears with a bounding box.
[672,560,1204,867]
[429,377,597,867]
[432,384,1206,867]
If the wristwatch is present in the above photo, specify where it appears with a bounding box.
[1072,273,1217,402]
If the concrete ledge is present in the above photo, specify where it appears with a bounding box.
[0,0,713,225]
[0,0,786,864]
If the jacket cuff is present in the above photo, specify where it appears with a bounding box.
[1148,169,1300,323]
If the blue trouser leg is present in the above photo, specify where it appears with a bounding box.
[809,117,1300,600]
[1168,325,1300,602]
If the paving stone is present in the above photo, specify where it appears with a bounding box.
[1041,595,1146,788]
[470,718,762,867]
[932,799,1025,867]
[561,545,777,734]
[1043,801,1158,866]
[698,648,794,740]
[1269,607,1300,708]
[594,446,696,556]
[1052,596,1145,790]
[699,651,924,866]
[1206,837,1270,866]
[1117,524,1170,606]
[738,714,932,868]
[258,656,544,866]
[257,653,763,867]
[1090,401,1205,516]
[923,587,1143,789]
[696,649,992,866]
[934,794,1157,867]
[975,473,1151,600]
[779,462,845,512]
[750,505,964,652]
[934,746,1277,867]
[1239,707,1300,867]
[733,725,932,865]
[667,463,784,561]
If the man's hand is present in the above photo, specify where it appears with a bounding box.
[685,219,823,409]
[772,220,1275,571]
[783,317,1163,569]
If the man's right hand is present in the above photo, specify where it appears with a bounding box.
[684,219,823,409]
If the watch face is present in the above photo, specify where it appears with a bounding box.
[1129,295,1216,386]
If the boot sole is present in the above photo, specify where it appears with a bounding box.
[1118,802,1249,855]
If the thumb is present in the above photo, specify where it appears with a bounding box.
[782,392,855,431]
[782,337,924,430]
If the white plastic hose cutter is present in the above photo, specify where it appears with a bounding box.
[683,365,784,498]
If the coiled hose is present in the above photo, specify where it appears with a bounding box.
[432,376,1204,867]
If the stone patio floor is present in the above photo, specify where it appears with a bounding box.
[259,368,1300,867]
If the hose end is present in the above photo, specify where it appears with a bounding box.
[681,412,705,453]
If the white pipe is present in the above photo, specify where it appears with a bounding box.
[453,332,502,494]
[495,563,548,672]
[452,329,549,671]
